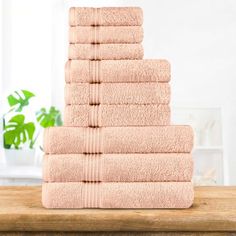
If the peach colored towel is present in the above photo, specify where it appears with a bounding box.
[42,182,194,208]
[68,44,143,60]
[43,153,193,182]
[69,26,143,44]
[65,60,170,83]
[69,7,143,26]
[65,83,170,105]
[64,104,170,127]
[43,126,193,154]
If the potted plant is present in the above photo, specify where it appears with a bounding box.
[3,90,62,165]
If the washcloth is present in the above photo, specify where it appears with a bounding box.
[65,60,170,83]
[69,26,143,44]
[43,126,193,154]
[43,153,193,182]
[69,7,143,26]
[64,104,170,127]
[65,83,170,105]
[68,44,143,60]
[42,182,194,208]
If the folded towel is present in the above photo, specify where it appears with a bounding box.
[65,60,170,83]
[43,126,193,154]
[68,44,143,60]
[42,182,194,208]
[65,83,170,105]
[69,7,143,26]
[64,104,170,127]
[43,153,193,182]
[69,26,143,44]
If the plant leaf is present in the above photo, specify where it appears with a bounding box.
[7,90,35,112]
[3,114,35,149]
[36,106,62,128]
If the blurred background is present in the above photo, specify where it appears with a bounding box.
[0,0,236,186]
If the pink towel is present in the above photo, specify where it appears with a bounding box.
[65,60,170,83]
[42,182,194,208]
[69,7,143,26]
[43,153,193,182]
[65,83,170,105]
[68,44,143,60]
[69,26,143,44]
[43,126,193,154]
[64,105,170,127]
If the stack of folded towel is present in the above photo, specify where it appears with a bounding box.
[42,7,194,209]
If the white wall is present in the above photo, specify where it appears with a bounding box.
[0,1,3,156]
[138,0,236,185]
[1,0,53,107]
[64,0,236,184]
[1,0,236,184]
[141,0,236,185]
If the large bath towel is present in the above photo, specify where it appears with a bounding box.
[42,182,194,208]
[65,60,170,83]
[64,104,170,127]
[69,7,143,26]
[43,126,193,154]
[68,44,143,60]
[65,83,170,105]
[43,153,193,182]
[69,26,143,44]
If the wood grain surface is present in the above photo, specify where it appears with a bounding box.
[0,186,235,233]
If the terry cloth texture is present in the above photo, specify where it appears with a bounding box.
[64,104,170,127]
[65,60,170,83]
[43,126,194,154]
[64,83,170,105]
[42,182,194,209]
[69,26,143,44]
[69,7,143,26]
[43,153,193,182]
[68,44,143,60]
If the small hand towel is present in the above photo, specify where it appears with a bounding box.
[42,182,194,208]
[69,7,143,26]
[68,44,143,60]
[65,83,170,105]
[43,153,193,182]
[64,104,170,127]
[69,26,143,44]
[43,126,193,154]
[65,60,170,83]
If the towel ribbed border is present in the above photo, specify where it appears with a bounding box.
[84,128,103,153]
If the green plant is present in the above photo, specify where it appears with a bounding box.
[3,89,62,150]
[36,106,62,128]
[4,114,35,149]
[7,90,35,112]
[31,106,63,148]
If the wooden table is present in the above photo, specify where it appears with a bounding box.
[0,186,235,235]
